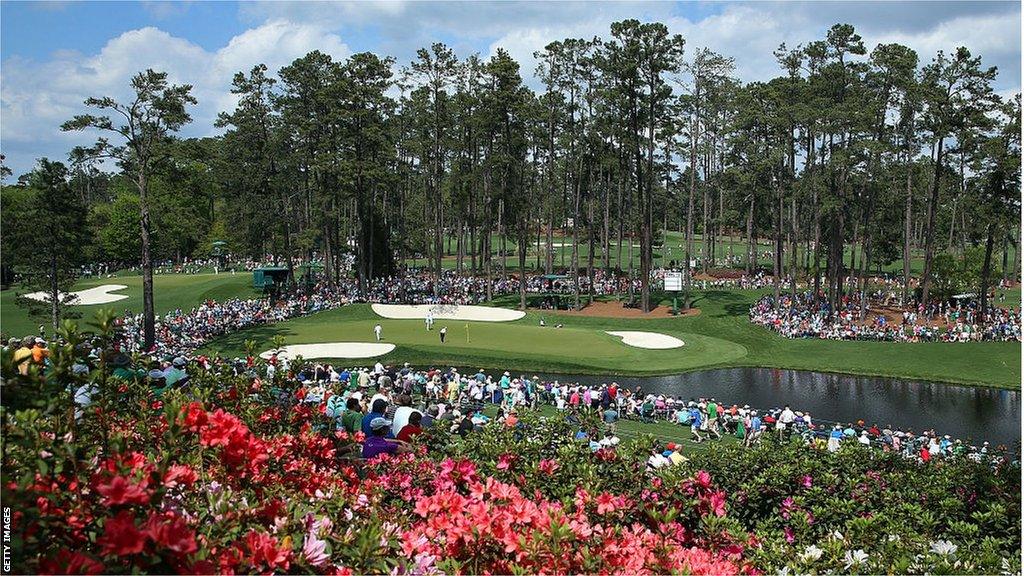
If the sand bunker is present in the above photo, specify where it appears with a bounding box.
[23,284,129,305]
[259,342,395,360]
[606,331,685,349]
[371,303,525,322]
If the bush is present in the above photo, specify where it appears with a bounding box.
[1,324,1019,574]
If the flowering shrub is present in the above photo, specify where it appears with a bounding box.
[2,361,753,574]
[677,439,1022,574]
[1,327,1019,574]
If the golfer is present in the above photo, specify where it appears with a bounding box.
[374,324,383,341]
[439,326,447,343]
[425,311,434,331]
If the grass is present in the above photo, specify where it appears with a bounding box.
[0,272,259,337]
[204,289,1021,389]
[406,229,1020,278]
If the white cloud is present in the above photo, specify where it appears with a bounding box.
[1,20,350,175]
[2,1,1019,177]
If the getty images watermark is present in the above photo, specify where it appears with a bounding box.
[3,506,11,572]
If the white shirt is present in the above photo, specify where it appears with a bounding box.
[391,406,420,437]
[647,454,670,469]
[780,408,795,424]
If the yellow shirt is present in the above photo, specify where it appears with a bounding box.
[13,346,33,374]
[668,451,687,465]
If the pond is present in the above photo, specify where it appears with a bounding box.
[521,367,1021,448]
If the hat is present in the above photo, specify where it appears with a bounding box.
[172,357,187,367]
[503,371,510,376]
[34,337,45,344]
[666,442,676,451]
[109,352,132,367]
[148,369,165,380]
[350,391,363,401]
[369,417,392,430]
[662,450,673,457]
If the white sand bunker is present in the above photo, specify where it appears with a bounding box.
[23,284,129,305]
[372,303,525,322]
[259,342,395,360]
[606,331,685,350]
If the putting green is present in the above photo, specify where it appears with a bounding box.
[203,304,747,374]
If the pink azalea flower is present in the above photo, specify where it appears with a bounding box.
[303,532,329,567]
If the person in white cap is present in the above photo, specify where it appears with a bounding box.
[362,417,412,459]
[858,430,871,446]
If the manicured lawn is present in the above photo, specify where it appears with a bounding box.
[205,289,1021,389]
[0,272,259,337]
[406,228,1013,277]
[202,303,747,374]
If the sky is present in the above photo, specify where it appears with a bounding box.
[1,0,1020,177]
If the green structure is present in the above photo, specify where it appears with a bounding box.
[298,263,324,288]
[252,267,290,290]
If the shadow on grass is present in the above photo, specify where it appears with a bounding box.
[696,290,751,318]
[203,323,298,355]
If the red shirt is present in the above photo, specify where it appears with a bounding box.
[396,425,423,442]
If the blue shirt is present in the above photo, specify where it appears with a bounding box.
[689,409,702,426]
[751,417,762,431]
[361,411,385,436]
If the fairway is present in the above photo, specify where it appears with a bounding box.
[205,303,747,373]
[0,272,258,337]
[203,291,1021,388]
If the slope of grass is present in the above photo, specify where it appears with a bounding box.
[0,272,258,337]
[205,290,1020,389]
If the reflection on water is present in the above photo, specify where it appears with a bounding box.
[526,367,1021,447]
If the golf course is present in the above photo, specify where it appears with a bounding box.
[200,290,1021,389]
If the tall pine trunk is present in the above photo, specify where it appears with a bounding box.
[920,138,945,305]
[138,170,156,350]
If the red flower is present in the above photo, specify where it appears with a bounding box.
[39,549,105,575]
[596,492,618,515]
[242,530,292,571]
[201,409,246,447]
[95,475,150,506]
[162,464,198,488]
[537,459,559,475]
[496,453,516,471]
[695,470,712,488]
[143,511,198,555]
[708,491,727,517]
[182,402,207,431]
[96,511,145,556]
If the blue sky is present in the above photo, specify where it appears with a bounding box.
[1,1,1020,177]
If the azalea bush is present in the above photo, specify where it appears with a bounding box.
[1,339,752,574]
[676,438,1022,574]
[1,323,1019,574]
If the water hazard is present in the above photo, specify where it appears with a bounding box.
[522,367,1021,447]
